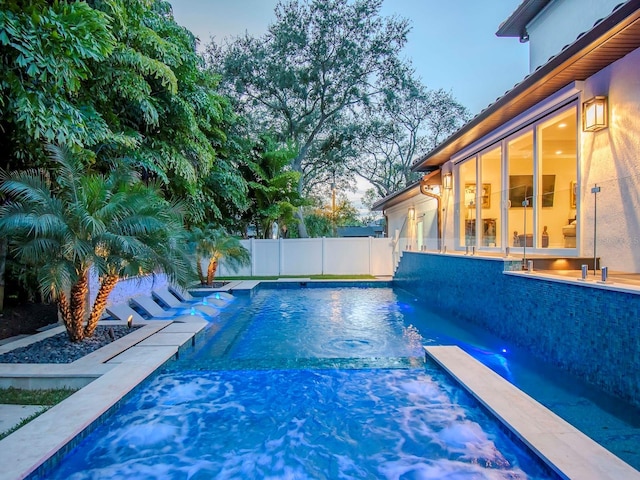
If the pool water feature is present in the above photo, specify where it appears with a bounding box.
[37,286,621,478]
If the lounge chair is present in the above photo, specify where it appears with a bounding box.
[153,286,193,309]
[130,295,219,320]
[106,303,205,324]
[169,285,234,306]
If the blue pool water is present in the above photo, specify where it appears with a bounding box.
[41,287,564,479]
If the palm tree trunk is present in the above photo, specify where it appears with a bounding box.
[206,259,218,285]
[58,291,81,342]
[84,274,119,338]
[196,255,205,285]
[69,271,89,342]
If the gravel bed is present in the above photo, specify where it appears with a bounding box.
[0,326,141,364]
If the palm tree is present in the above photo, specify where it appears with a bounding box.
[0,144,191,342]
[189,224,250,285]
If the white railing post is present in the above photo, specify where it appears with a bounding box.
[250,237,256,277]
[368,236,373,275]
[321,237,326,275]
[279,237,284,276]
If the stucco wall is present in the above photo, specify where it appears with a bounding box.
[394,251,640,407]
[580,47,640,272]
[384,190,440,252]
[527,0,621,71]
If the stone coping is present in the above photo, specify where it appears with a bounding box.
[0,318,208,479]
[424,345,640,480]
[504,270,640,295]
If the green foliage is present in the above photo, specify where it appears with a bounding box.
[350,76,470,198]
[0,387,76,405]
[304,194,362,237]
[0,144,191,340]
[189,224,250,284]
[84,0,239,221]
[0,0,116,163]
[245,136,304,238]
[1,0,247,225]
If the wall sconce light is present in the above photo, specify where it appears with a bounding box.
[442,172,453,190]
[408,207,415,220]
[582,96,607,132]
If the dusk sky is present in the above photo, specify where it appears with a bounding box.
[168,0,530,115]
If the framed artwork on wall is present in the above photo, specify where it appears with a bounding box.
[465,183,491,209]
[570,181,577,208]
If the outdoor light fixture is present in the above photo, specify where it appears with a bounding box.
[408,207,415,220]
[442,172,453,190]
[582,96,607,132]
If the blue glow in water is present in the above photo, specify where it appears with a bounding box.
[46,369,550,479]
[40,287,556,479]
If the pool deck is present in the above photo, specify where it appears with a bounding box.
[425,345,640,480]
[0,317,209,480]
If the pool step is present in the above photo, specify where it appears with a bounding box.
[180,356,425,372]
[424,345,640,480]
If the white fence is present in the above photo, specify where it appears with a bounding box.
[89,238,394,308]
[217,237,394,277]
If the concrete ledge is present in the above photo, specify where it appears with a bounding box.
[0,327,67,356]
[71,322,171,366]
[504,270,640,295]
[424,345,640,480]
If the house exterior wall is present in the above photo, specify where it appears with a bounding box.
[580,46,640,272]
[422,47,640,272]
[527,0,622,71]
[382,190,440,266]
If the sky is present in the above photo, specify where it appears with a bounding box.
[168,0,529,115]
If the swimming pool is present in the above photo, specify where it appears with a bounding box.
[36,287,572,478]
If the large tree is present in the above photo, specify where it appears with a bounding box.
[208,0,410,235]
[0,145,191,342]
[0,0,248,224]
[86,0,242,223]
[351,79,470,198]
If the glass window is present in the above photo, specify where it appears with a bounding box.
[538,107,577,249]
[479,146,501,248]
[507,131,534,248]
[458,158,477,247]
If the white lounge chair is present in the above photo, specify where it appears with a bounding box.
[169,285,234,306]
[152,286,226,310]
[130,295,219,319]
[106,303,205,324]
[153,286,192,309]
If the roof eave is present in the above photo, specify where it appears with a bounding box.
[411,0,640,172]
[371,181,421,211]
[496,0,552,38]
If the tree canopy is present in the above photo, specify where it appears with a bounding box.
[207,0,470,230]
[207,0,410,234]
